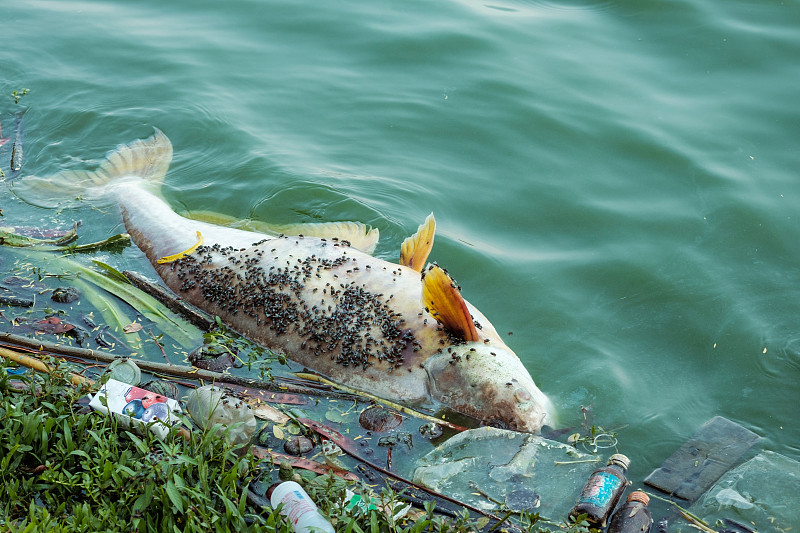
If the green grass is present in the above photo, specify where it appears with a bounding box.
[0,357,598,533]
[1,358,268,532]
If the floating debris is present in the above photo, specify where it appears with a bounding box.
[377,432,412,448]
[35,316,76,335]
[185,385,258,445]
[9,109,25,177]
[188,344,238,372]
[418,422,443,439]
[0,292,33,307]
[359,404,403,433]
[504,489,540,512]
[94,325,130,350]
[104,358,142,386]
[284,436,314,456]
[51,286,80,303]
[139,379,180,400]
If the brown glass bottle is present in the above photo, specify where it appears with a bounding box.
[607,491,653,533]
[568,453,630,527]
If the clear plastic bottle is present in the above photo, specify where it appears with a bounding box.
[569,453,630,527]
[267,481,335,533]
[607,491,653,533]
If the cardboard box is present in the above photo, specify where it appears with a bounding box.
[89,378,183,439]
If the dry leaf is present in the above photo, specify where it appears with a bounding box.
[123,322,143,334]
[35,317,75,334]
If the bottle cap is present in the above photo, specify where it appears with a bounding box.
[627,491,649,505]
[266,482,281,500]
[607,453,630,469]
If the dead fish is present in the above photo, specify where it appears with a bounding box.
[12,130,553,432]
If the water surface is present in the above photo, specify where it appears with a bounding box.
[2,0,799,522]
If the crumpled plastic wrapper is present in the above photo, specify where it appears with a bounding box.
[690,451,799,533]
[184,385,258,446]
[412,426,598,518]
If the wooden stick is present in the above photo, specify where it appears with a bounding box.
[0,331,352,399]
[0,345,92,386]
[122,270,215,331]
[295,372,469,432]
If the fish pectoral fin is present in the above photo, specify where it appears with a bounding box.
[180,211,380,254]
[400,213,435,272]
[422,263,480,342]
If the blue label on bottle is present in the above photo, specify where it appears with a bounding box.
[577,472,622,507]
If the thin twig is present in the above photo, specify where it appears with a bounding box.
[645,491,715,532]
[147,328,171,365]
[488,510,514,532]
[0,332,353,400]
[468,481,504,506]
[554,458,602,466]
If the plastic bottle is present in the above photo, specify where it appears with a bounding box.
[267,481,334,533]
[607,491,653,533]
[569,453,630,527]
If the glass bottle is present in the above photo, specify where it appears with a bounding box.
[569,453,630,526]
[607,491,653,533]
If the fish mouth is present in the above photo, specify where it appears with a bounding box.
[431,374,549,433]
[480,393,549,433]
[421,346,552,433]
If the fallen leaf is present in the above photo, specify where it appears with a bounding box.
[123,322,143,334]
[35,317,75,334]
[247,400,290,424]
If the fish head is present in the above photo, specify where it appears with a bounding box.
[424,342,553,433]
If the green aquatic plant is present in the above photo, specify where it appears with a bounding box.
[11,88,29,104]
[201,316,286,381]
[566,424,621,454]
[1,356,582,532]
[0,358,271,532]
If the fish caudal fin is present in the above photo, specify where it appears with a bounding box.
[400,213,435,272]
[11,130,173,209]
[422,263,481,342]
[90,129,173,186]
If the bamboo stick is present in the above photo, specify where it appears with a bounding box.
[0,345,92,386]
[0,331,350,399]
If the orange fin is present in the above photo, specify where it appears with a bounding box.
[400,213,435,272]
[422,263,480,342]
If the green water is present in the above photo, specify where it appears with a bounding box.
[2,0,799,515]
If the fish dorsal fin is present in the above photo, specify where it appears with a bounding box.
[400,213,435,272]
[269,221,379,254]
[422,263,480,342]
[181,210,379,254]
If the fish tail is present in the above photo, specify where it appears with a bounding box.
[11,129,173,208]
[64,129,173,187]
